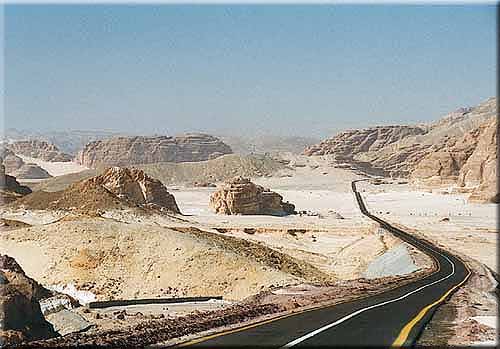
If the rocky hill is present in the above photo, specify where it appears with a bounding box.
[304,125,427,160]
[221,134,320,155]
[77,133,232,168]
[210,176,295,216]
[14,167,180,214]
[305,97,497,202]
[8,140,72,162]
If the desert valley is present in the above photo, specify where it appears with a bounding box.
[0,97,497,347]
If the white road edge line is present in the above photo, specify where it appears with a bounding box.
[281,244,456,347]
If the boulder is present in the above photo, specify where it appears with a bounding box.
[0,255,57,345]
[77,133,233,168]
[209,177,295,216]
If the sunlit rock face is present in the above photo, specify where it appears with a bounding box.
[77,133,232,168]
[210,176,295,216]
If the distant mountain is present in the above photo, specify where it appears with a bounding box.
[2,129,125,155]
[220,134,320,155]
[305,97,497,202]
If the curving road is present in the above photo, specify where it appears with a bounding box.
[180,180,471,347]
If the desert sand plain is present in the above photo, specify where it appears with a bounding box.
[0,154,496,346]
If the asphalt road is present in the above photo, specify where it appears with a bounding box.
[181,180,471,347]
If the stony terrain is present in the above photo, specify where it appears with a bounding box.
[210,177,295,216]
[8,140,72,162]
[12,167,180,214]
[0,255,57,346]
[305,97,497,202]
[77,133,232,168]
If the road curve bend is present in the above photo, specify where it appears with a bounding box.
[179,180,471,347]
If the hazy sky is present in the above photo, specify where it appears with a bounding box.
[4,5,497,138]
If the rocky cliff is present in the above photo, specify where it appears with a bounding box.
[458,118,497,203]
[8,140,72,162]
[305,97,497,202]
[77,133,233,168]
[304,125,427,160]
[210,176,295,216]
[0,255,57,345]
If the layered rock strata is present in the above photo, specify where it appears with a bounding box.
[210,176,295,216]
[77,134,232,168]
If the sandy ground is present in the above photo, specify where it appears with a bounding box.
[3,154,492,346]
[18,155,88,177]
[358,180,497,346]
[359,182,497,273]
[0,217,299,302]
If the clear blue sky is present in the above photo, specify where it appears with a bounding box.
[4,5,497,138]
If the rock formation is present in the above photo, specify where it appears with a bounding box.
[12,163,52,180]
[76,133,233,168]
[0,147,25,174]
[89,167,180,212]
[210,176,295,216]
[304,125,427,159]
[14,167,180,214]
[1,164,32,204]
[304,97,497,202]
[8,140,72,162]
[458,118,497,203]
[0,255,57,345]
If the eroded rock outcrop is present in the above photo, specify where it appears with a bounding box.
[12,163,52,180]
[91,167,180,213]
[8,140,72,162]
[458,119,498,203]
[304,97,497,198]
[77,134,232,168]
[13,167,180,213]
[0,147,25,174]
[0,255,57,345]
[210,177,295,216]
[304,126,427,159]
[0,164,32,204]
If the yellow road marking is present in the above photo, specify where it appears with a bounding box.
[392,259,471,347]
[178,185,459,348]
[177,259,442,348]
